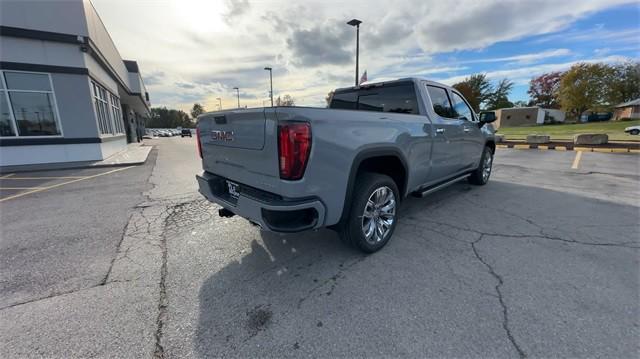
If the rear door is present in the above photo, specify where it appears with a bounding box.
[424,84,467,182]
[449,91,484,170]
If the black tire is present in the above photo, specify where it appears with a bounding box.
[468,146,493,185]
[338,173,400,253]
[630,129,639,135]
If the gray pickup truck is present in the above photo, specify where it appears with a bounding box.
[196,78,496,252]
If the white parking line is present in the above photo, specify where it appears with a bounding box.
[571,151,583,169]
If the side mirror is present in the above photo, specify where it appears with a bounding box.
[479,111,496,126]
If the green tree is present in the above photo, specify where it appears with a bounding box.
[276,94,295,106]
[149,107,194,128]
[528,71,562,108]
[453,74,492,112]
[485,78,514,110]
[190,103,205,119]
[607,62,640,105]
[559,63,614,118]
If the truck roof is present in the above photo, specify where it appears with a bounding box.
[333,77,454,93]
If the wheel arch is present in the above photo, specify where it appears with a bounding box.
[336,147,409,226]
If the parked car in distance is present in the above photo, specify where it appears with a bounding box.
[181,129,192,137]
[624,125,640,135]
[196,77,497,253]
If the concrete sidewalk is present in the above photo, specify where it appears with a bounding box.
[0,143,153,173]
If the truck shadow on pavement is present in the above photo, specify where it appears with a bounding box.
[193,180,639,358]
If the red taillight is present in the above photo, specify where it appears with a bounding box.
[278,122,311,180]
[196,127,203,158]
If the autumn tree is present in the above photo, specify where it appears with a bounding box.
[276,94,295,106]
[528,71,562,108]
[559,63,614,117]
[190,103,205,119]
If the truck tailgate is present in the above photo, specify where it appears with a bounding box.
[198,109,280,188]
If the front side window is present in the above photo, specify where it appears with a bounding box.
[450,92,475,121]
[426,85,454,118]
[0,71,62,137]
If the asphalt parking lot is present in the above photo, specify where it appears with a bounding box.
[0,167,135,202]
[1,137,638,358]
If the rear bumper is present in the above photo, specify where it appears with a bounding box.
[196,172,326,232]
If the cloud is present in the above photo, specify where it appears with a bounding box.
[414,0,635,53]
[286,21,353,67]
[175,82,196,89]
[437,55,633,85]
[460,49,573,65]
[223,0,250,24]
[143,70,165,85]
[91,0,637,109]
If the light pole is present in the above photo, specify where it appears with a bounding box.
[264,67,273,107]
[347,19,362,87]
[233,87,240,108]
[216,97,222,111]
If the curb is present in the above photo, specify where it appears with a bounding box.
[0,146,153,174]
[497,144,640,153]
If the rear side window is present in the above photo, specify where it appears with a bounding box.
[426,85,454,118]
[330,83,418,114]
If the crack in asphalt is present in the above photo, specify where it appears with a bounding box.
[152,223,168,359]
[411,217,639,249]
[472,234,527,359]
[102,212,136,285]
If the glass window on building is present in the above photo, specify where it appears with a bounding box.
[0,71,62,137]
[92,80,124,136]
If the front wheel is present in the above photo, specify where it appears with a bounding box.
[468,146,494,185]
[339,173,400,253]
[630,129,639,135]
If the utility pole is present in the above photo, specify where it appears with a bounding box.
[216,97,222,111]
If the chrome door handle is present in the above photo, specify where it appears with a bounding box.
[463,127,471,133]
[436,128,445,134]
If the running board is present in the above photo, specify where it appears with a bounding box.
[412,173,470,198]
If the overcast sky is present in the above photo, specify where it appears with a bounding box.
[92,0,639,112]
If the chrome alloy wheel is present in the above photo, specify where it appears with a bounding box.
[482,152,493,182]
[361,186,396,244]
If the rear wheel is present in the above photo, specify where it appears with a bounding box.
[468,146,493,185]
[339,173,399,253]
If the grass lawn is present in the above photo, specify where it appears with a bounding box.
[496,120,640,142]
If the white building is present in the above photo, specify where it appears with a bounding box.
[0,0,150,167]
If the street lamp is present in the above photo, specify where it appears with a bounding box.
[216,97,222,111]
[347,19,362,87]
[233,87,240,109]
[264,67,273,107]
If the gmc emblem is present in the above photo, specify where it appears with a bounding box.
[211,130,234,142]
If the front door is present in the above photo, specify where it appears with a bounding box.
[450,91,484,170]
[424,84,467,183]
